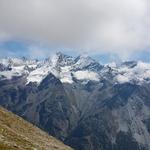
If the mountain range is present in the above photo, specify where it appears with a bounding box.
[0,52,150,150]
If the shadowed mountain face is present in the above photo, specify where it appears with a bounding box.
[0,53,150,150]
[0,106,73,150]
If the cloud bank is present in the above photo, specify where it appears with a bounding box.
[0,0,150,56]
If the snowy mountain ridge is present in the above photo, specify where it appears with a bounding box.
[0,52,149,85]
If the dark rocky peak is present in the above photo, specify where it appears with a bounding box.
[55,52,75,66]
[38,73,61,90]
[45,52,75,67]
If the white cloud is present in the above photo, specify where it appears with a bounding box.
[116,74,130,84]
[0,0,150,57]
[74,70,99,81]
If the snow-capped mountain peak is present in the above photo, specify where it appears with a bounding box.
[17,53,102,84]
[73,54,103,71]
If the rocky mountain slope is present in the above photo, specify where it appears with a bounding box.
[0,106,73,150]
[0,52,149,150]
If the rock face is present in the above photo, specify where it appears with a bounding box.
[0,53,150,150]
[0,106,74,150]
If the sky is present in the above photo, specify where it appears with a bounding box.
[0,0,150,63]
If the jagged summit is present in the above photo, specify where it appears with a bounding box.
[55,51,75,66]
[74,54,102,71]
